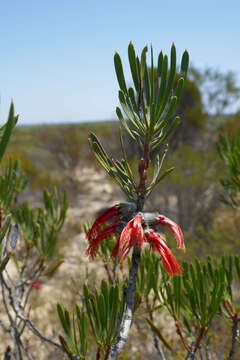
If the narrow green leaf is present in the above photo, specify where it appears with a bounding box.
[173,275,181,316]
[128,87,138,113]
[114,52,127,92]
[57,304,71,337]
[116,107,136,140]
[158,43,177,120]
[150,168,174,192]
[140,45,148,79]
[151,116,180,151]
[235,256,240,279]
[59,335,74,358]
[128,42,140,92]
[98,293,107,333]
[143,61,151,107]
[154,96,178,135]
[119,90,144,132]
[150,45,155,108]
[0,103,17,162]
[180,50,189,79]
[155,55,168,121]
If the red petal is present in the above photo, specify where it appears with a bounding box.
[87,205,120,243]
[112,214,144,259]
[86,220,119,258]
[145,231,181,275]
[157,215,185,252]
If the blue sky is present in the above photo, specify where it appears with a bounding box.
[0,0,239,125]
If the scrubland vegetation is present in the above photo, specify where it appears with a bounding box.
[0,43,240,359]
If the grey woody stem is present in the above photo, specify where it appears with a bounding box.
[108,243,141,359]
[108,142,150,360]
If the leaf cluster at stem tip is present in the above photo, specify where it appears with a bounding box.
[89,43,189,201]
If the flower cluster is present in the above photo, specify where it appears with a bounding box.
[87,202,185,275]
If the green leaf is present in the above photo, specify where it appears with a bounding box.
[155,55,168,121]
[114,52,127,93]
[128,42,140,92]
[154,96,178,136]
[0,102,17,163]
[150,45,155,109]
[59,335,74,359]
[175,77,185,102]
[118,91,144,134]
[180,50,189,79]
[143,61,151,107]
[57,303,71,337]
[151,116,180,151]
[128,87,138,113]
[98,293,107,334]
[235,256,240,279]
[43,189,54,219]
[78,310,88,355]
[173,275,181,317]
[116,107,136,140]
[109,285,118,337]
[140,45,148,79]
[158,43,177,120]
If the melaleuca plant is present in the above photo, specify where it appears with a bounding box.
[143,255,240,359]
[58,281,125,360]
[216,134,240,207]
[58,42,189,360]
[0,103,68,358]
[0,102,19,270]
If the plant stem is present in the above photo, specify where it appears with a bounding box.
[175,319,190,353]
[108,140,150,359]
[185,343,195,360]
[194,326,205,353]
[4,346,11,360]
[108,243,141,359]
[146,297,166,360]
[227,313,239,360]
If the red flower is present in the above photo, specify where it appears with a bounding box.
[86,203,185,275]
[29,280,40,290]
[112,214,145,259]
[86,202,137,258]
[145,231,181,275]
[157,215,185,252]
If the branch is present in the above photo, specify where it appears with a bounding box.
[0,318,10,333]
[175,319,190,353]
[1,272,62,352]
[194,326,205,353]
[146,297,166,360]
[16,312,62,350]
[108,243,141,359]
[4,346,11,360]
[185,342,195,360]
